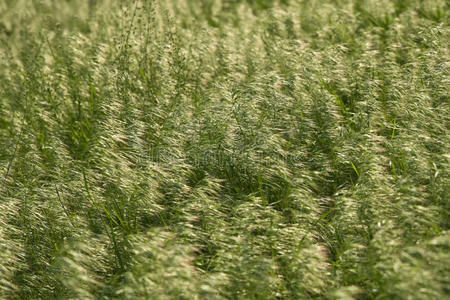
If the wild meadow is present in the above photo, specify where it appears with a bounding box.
[0,0,448,298]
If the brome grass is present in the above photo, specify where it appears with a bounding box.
[0,0,448,299]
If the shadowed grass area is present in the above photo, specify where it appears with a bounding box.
[0,0,449,299]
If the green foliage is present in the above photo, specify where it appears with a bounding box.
[0,0,448,298]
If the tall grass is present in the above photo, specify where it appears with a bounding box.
[0,0,448,298]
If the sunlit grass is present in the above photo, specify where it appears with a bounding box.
[0,0,448,299]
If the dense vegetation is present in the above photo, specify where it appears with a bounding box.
[0,0,448,298]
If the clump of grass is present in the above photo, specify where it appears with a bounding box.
[0,0,448,299]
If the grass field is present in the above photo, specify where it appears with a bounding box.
[0,0,449,299]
